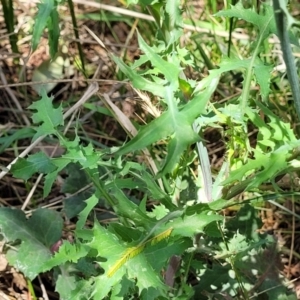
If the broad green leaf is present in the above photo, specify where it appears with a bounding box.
[27,151,56,174]
[88,221,168,299]
[110,178,142,190]
[93,271,125,300]
[28,90,63,140]
[10,157,38,181]
[184,75,219,119]
[44,139,101,199]
[32,0,56,51]
[76,257,100,277]
[215,2,270,27]
[199,57,250,83]
[11,152,56,181]
[28,208,63,247]
[140,288,163,300]
[0,208,63,279]
[144,238,190,272]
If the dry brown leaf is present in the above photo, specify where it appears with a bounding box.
[12,269,27,290]
[0,254,8,272]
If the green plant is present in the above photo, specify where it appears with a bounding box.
[32,0,85,72]
[1,0,18,53]
[272,0,300,124]
[0,0,299,299]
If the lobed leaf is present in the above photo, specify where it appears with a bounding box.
[28,89,63,140]
[0,208,63,279]
[87,220,193,299]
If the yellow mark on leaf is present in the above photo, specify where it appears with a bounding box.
[107,227,173,277]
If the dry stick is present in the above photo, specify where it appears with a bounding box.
[37,275,49,300]
[117,18,139,73]
[0,64,31,126]
[0,82,99,180]
[21,173,43,211]
[0,78,120,89]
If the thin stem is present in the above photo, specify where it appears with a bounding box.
[273,0,300,124]
[67,0,86,74]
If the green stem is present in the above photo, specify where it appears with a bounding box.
[85,169,116,207]
[1,0,18,53]
[67,0,86,74]
[27,278,37,300]
[272,0,300,123]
